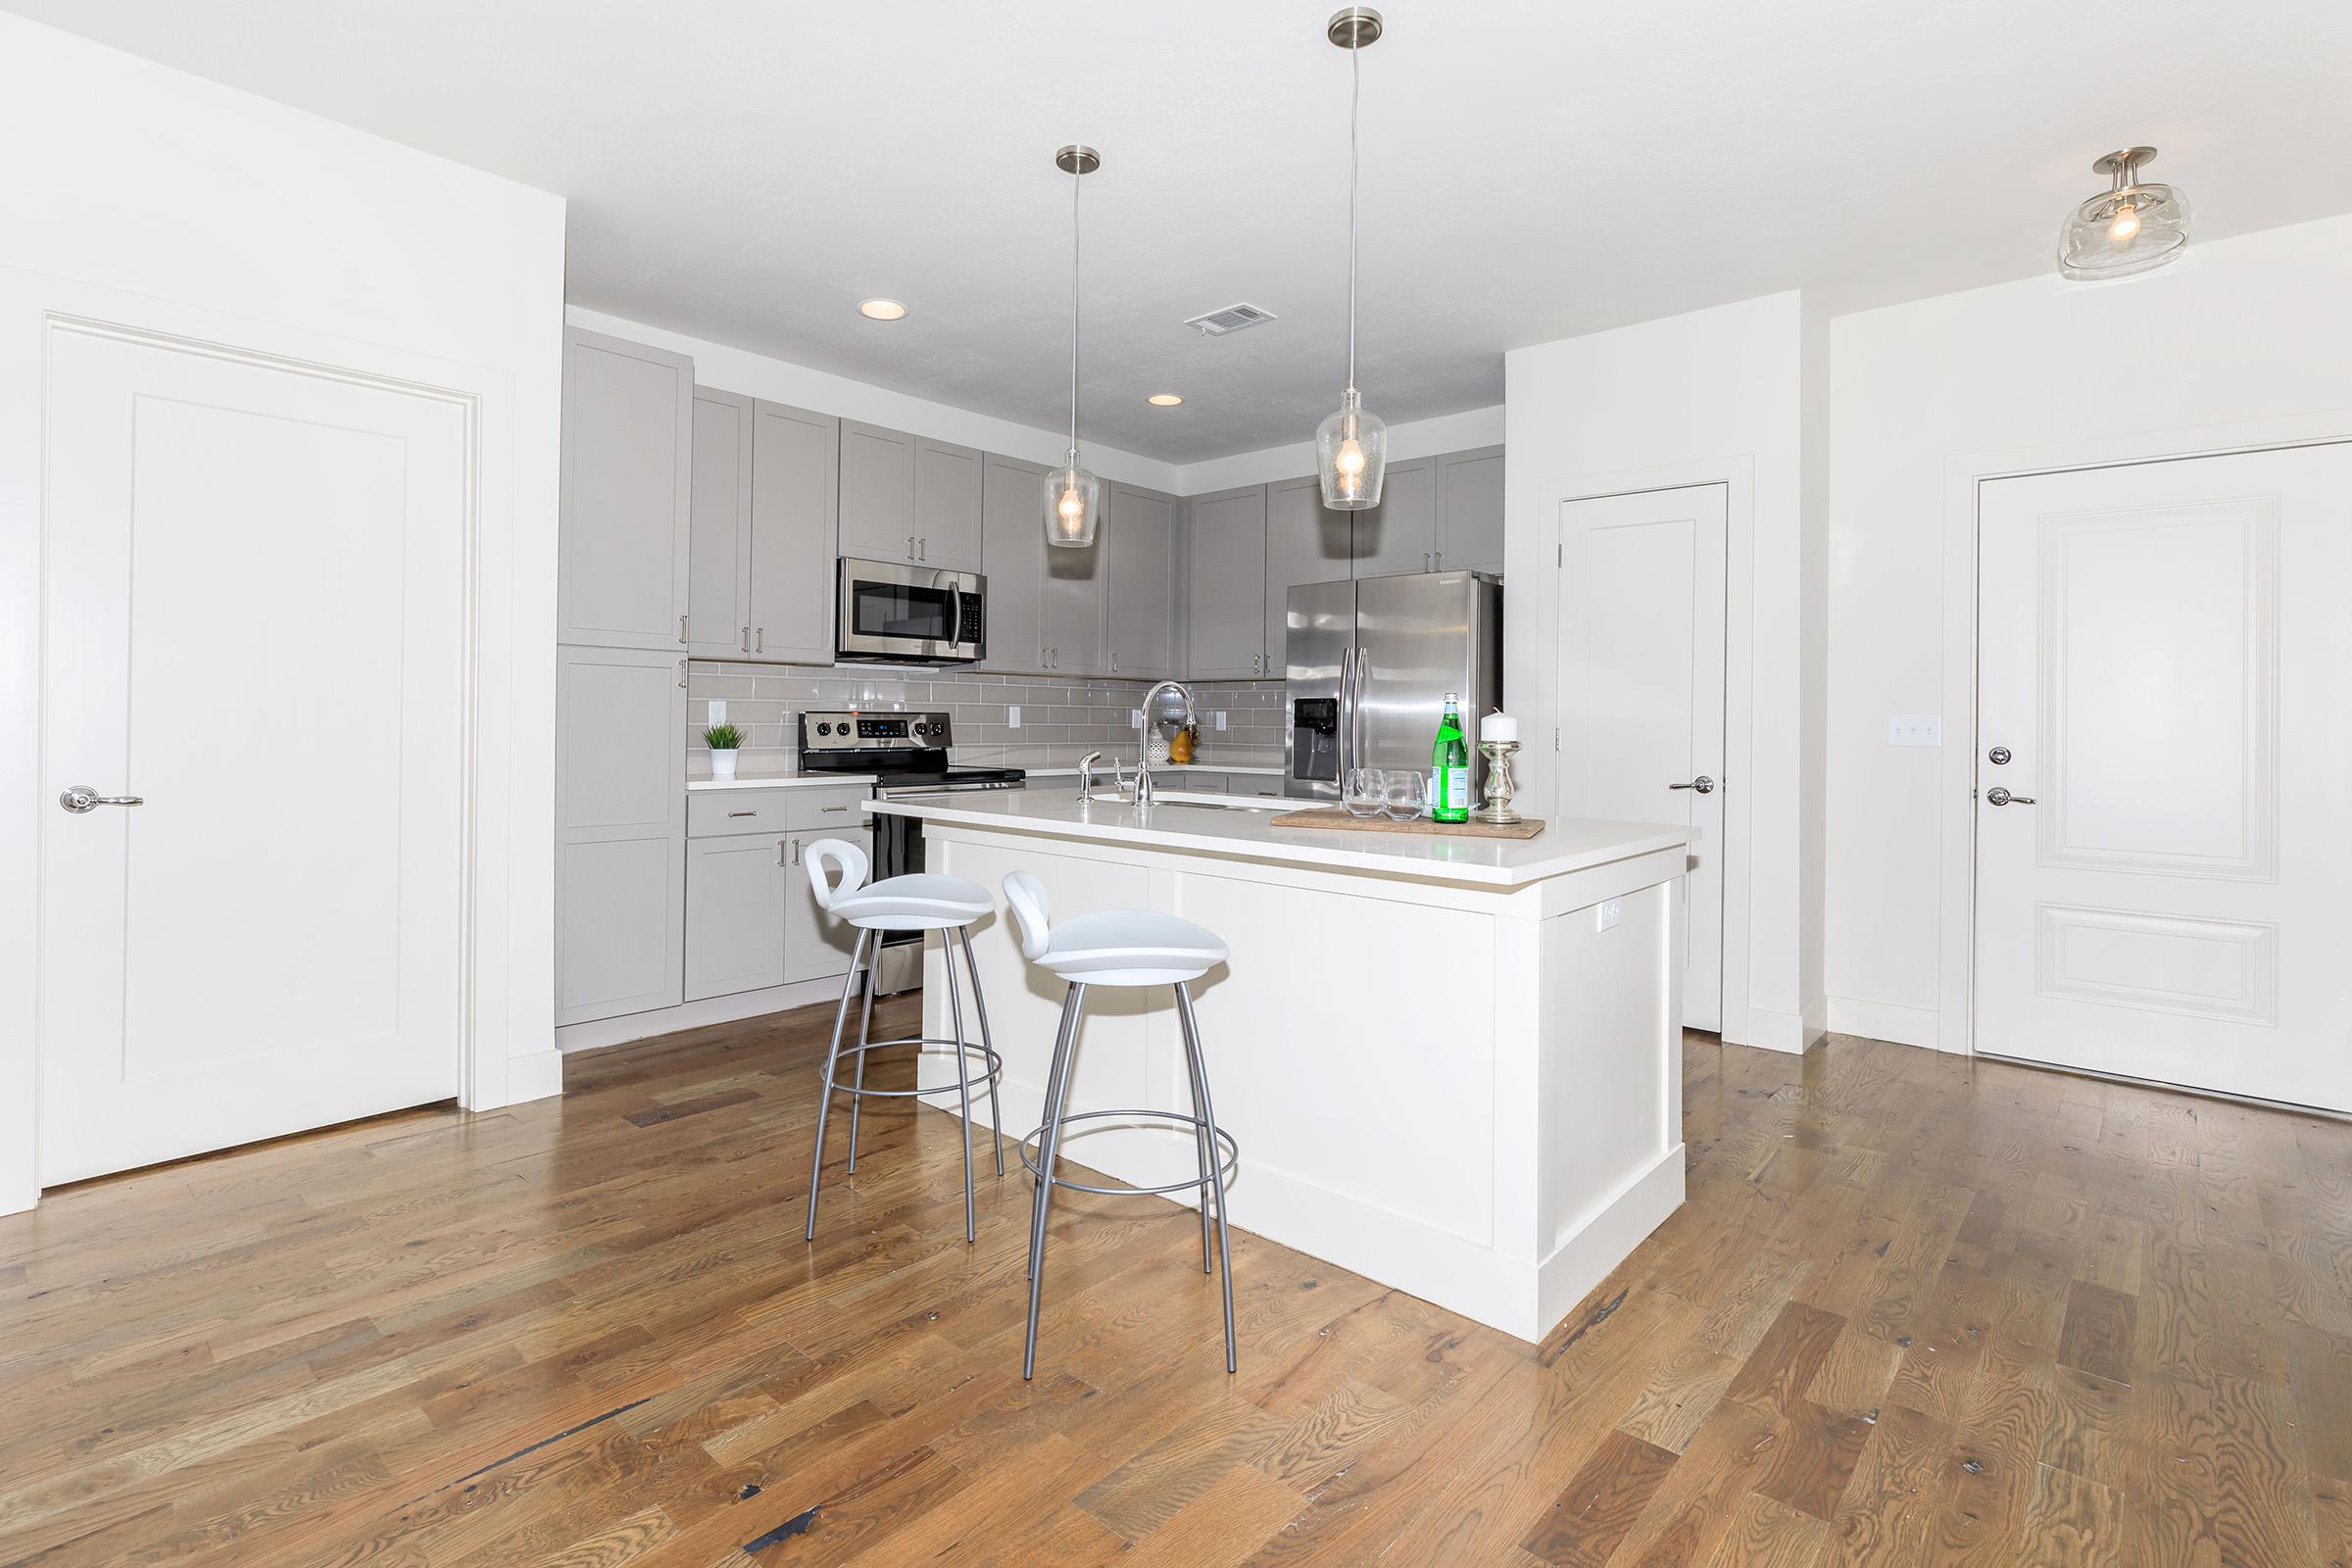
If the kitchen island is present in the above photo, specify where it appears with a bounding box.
[869,789,1693,1343]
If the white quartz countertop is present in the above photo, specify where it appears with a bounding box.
[686,769,878,792]
[1017,761,1286,779]
[864,790,1690,889]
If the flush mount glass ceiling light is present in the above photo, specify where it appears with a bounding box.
[1316,6,1388,511]
[1045,144,1102,548]
[2058,146,2189,279]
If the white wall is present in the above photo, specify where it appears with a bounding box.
[1503,292,1821,1052]
[1826,214,2352,1048]
[1177,404,1506,495]
[0,15,567,1209]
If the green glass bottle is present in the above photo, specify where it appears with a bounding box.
[1432,692,1470,824]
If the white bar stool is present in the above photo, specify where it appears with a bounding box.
[803,838,1003,1245]
[1002,871,1238,1379]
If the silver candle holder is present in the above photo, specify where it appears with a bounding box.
[1476,740,1523,825]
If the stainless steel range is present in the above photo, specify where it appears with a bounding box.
[795,710,1023,994]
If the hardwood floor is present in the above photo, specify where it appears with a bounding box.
[4,998,2349,1566]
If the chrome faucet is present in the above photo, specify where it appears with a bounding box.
[1134,680,1198,808]
[1076,751,1103,803]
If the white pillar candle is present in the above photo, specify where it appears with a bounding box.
[1480,710,1518,744]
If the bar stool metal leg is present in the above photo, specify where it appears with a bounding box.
[805,929,872,1242]
[1188,1040,1213,1274]
[957,927,1005,1175]
[846,953,877,1172]
[940,932,978,1244]
[1026,986,1081,1282]
[1024,983,1087,1379]
[1174,981,1238,1373]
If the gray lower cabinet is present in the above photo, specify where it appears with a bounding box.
[560,327,693,651]
[782,831,861,983]
[686,387,754,657]
[1104,483,1178,679]
[1186,486,1269,678]
[912,436,984,572]
[1435,445,1504,573]
[1345,457,1437,578]
[979,453,1048,674]
[1264,476,1356,673]
[557,646,688,1025]
[685,833,788,1000]
[748,401,839,663]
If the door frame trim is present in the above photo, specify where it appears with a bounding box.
[2,280,546,1212]
[1536,459,1752,1048]
[1936,410,2352,1058]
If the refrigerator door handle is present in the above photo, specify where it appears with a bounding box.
[1337,644,1354,780]
[1351,645,1369,775]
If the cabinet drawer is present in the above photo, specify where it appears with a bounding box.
[688,785,867,838]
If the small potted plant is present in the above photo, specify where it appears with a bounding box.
[703,721,744,780]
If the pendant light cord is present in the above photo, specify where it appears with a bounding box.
[1347,36,1360,392]
[1068,164,1081,458]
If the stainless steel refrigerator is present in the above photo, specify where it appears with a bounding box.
[1284,570,1502,802]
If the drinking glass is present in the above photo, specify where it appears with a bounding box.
[1385,771,1428,821]
[1344,767,1386,818]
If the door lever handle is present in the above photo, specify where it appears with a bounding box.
[1669,776,1716,794]
[1984,787,2035,807]
[60,786,143,812]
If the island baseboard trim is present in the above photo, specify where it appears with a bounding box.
[1534,1146,1688,1336]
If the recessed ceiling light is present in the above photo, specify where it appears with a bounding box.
[858,298,907,320]
[1148,393,1184,407]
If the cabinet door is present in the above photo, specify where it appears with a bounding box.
[1347,457,1436,578]
[783,834,862,984]
[1264,477,1356,673]
[1186,486,1269,678]
[1042,519,1106,676]
[837,420,916,564]
[687,387,754,657]
[913,436,984,572]
[560,328,693,650]
[557,646,686,1024]
[685,834,788,1001]
[1104,484,1177,679]
[1435,445,1505,573]
[979,453,1048,674]
[748,401,840,663]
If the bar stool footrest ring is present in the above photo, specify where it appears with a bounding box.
[818,1036,1002,1101]
[1019,1107,1239,1195]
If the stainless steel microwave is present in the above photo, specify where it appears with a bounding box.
[835,557,986,663]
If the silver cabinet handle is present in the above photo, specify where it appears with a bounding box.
[918,536,927,560]
[678,659,688,688]
[777,838,789,866]
[820,804,849,812]
[1669,776,1716,794]
[907,534,916,560]
[740,626,750,653]
[1985,787,2035,807]
[679,614,689,645]
[1435,551,1443,568]
[788,837,803,865]
[1422,552,1430,570]
[727,808,757,817]
[60,785,142,813]
[756,627,764,654]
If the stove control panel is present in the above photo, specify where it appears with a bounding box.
[799,710,954,752]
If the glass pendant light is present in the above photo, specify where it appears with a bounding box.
[2058,146,2189,279]
[1044,144,1102,547]
[1317,7,1388,510]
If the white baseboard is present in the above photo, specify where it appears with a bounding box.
[555,975,858,1054]
[1536,1145,1687,1335]
[1741,1005,1824,1054]
[1826,996,1945,1052]
[505,1048,565,1104]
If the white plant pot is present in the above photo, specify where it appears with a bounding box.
[710,749,739,780]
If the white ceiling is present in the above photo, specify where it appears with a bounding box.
[14,1,2352,462]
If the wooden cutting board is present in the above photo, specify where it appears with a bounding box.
[1266,807,1545,840]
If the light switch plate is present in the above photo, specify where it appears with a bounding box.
[1006,705,1020,729]
[1887,713,1942,747]
[1597,897,1622,931]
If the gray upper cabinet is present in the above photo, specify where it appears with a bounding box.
[1186,486,1269,679]
[1041,516,1106,677]
[556,645,686,1024]
[1347,457,1437,578]
[748,401,840,663]
[1435,444,1505,574]
[687,387,754,658]
[836,420,917,564]
[979,453,1049,674]
[560,327,693,650]
[1264,476,1356,672]
[912,437,984,572]
[1104,484,1178,680]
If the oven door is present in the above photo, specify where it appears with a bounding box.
[836,558,984,662]
[867,789,929,994]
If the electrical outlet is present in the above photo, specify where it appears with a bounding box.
[1887,713,1942,747]
[1214,710,1228,732]
[1130,709,1144,728]
[1597,898,1622,931]
[1006,705,1020,730]
[708,699,725,725]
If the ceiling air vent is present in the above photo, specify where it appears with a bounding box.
[1184,302,1277,337]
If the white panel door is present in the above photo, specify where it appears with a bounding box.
[1975,446,2352,1110]
[39,323,466,1185]
[1557,485,1728,1031]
